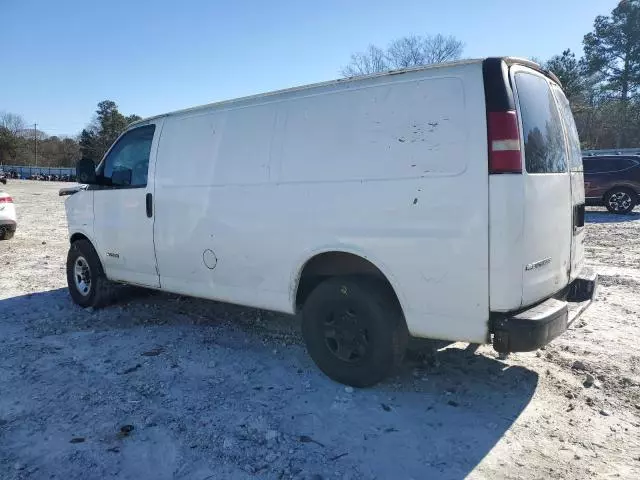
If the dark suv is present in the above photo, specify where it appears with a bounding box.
[583,155,640,214]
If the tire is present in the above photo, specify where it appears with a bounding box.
[604,187,637,214]
[0,225,14,240]
[66,239,111,308]
[301,276,408,387]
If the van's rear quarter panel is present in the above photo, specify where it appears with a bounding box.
[153,63,490,344]
[489,176,525,311]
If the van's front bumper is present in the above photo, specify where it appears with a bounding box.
[491,267,598,353]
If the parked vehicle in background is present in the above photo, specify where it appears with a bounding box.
[0,190,17,240]
[0,168,75,182]
[62,57,597,387]
[583,155,640,214]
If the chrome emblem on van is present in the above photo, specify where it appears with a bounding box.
[525,257,551,271]
[106,252,120,259]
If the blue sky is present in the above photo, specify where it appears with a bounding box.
[1,0,618,137]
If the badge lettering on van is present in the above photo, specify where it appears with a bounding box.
[525,258,551,271]
[106,252,120,259]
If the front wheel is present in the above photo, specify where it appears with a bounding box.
[0,224,14,240]
[66,239,110,308]
[301,277,408,387]
[605,188,636,214]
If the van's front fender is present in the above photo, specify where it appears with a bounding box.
[65,189,95,246]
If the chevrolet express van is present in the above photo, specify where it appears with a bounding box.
[62,57,597,387]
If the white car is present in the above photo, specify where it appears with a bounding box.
[0,190,17,240]
[63,57,597,387]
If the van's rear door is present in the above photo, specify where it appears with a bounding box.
[510,66,576,306]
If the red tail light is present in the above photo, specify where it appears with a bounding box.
[488,111,522,174]
[0,196,13,203]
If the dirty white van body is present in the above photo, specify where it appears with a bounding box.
[63,57,597,386]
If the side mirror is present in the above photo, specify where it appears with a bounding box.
[76,158,97,184]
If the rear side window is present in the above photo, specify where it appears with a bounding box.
[621,159,638,169]
[515,73,567,174]
[582,158,596,173]
[583,157,637,173]
[552,85,583,171]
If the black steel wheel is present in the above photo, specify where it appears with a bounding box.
[302,276,408,387]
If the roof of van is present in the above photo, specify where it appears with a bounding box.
[129,57,554,127]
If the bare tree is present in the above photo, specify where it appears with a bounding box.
[386,36,425,69]
[0,112,26,163]
[341,45,388,77]
[422,34,464,64]
[0,112,26,135]
[342,34,464,77]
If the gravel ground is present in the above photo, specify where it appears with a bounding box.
[1,180,639,480]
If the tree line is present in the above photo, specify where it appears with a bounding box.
[547,0,640,149]
[0,112,79,168]
[1,0,638,169]
[0,100,140,168]
[342,0,640,150]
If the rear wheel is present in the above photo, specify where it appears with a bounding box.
[605,188,636,214]
[301,276,408,387]
[66,240,110,308]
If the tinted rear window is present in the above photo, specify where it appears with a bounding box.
[515,73,567,174]
[583,157,637,173]
[582,158,598,173]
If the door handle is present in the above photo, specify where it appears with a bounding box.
[146,193,153,218]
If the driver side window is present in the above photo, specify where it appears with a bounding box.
[99,125,155,187]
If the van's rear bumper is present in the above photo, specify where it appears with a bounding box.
[491,267,598,353]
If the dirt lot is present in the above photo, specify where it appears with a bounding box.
[1,180,639,480]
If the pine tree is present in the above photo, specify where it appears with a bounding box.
[583,0,640,147]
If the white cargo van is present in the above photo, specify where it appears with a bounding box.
[62,57,597,387]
